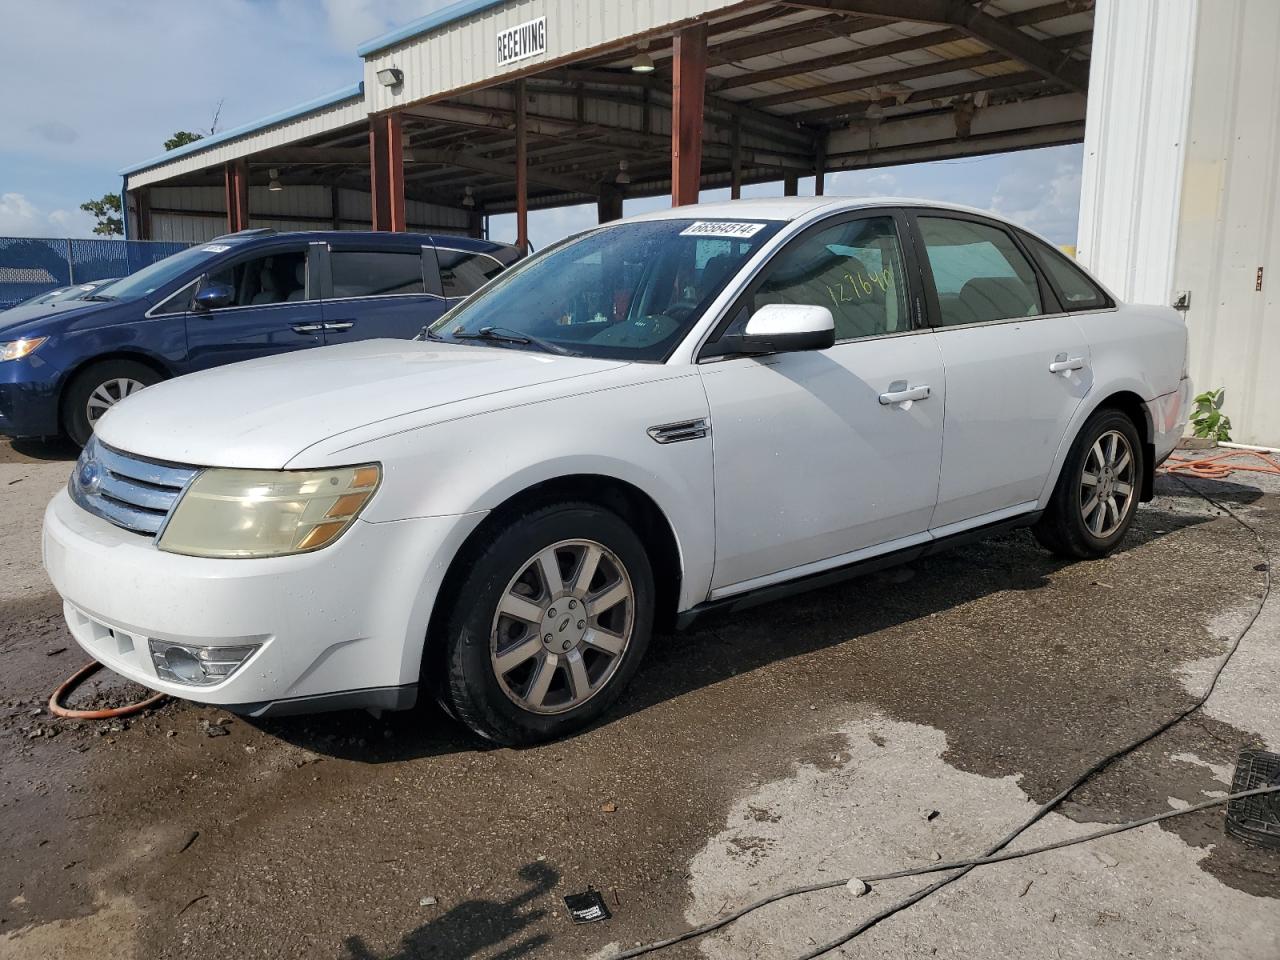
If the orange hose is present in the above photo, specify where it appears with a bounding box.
[48,660,167,720]
[1161,449,1280,481]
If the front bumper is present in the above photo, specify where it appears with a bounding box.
[0,375,61,439]
[42,488,484,714]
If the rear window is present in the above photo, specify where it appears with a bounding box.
[437,248,505,299]
[330,250,425,298]
[1022,233,1111,311]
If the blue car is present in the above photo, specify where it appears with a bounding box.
[0,229,519,445]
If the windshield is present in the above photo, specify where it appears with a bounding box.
[93,245,227,302]
[426,218,781,361]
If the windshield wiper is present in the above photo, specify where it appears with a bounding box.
[83,294,117,302]
[450,326,578,356]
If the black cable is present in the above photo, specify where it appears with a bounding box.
[604,474,1272,960]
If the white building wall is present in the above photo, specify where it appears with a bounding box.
[1079,0,1280,445]
[1173,0,1280,446]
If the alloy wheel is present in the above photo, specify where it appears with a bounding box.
[85,377,147,428]
[489,538,634,715]
[1079,428,1136,538]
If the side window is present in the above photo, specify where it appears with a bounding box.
[437,249,505,299]
[1022,233,1110,311]
[205,248,310,307]
[330,250,425,298]
[745,216,908,341]
[918,217,1042,326]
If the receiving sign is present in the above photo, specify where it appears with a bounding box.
[497,17,547,67]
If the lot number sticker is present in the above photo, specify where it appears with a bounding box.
[680,221,767,239]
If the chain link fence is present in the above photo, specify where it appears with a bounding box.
[0,237,191,310]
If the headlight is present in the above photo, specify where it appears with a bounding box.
[157,463,381,558]
[0,337,47,361]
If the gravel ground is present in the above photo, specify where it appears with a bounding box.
[0,438,1276,960]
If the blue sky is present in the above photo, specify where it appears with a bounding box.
[0,1,1083,247]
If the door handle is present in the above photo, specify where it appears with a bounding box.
[322,321,355,332]
[878,382,931,405]
[1049,354,1086,374]
[291,323,323,334]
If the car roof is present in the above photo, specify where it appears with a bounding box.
[624,196,1014,225]
[209,229,516,254]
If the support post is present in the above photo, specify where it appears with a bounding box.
[814,134,827,197]
[783,173,799,196]
[468,208,484,239]
[135,188,152,240]
[370,112,406,232]
[597,184,624,224]
[515,79,529,253]
[671,22,708,207]
[330,186,341,230]
[730,120,742,200]
[223,159,249,233]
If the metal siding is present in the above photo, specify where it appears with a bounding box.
[1076,0,1197,306]
[150,213,223,244]
[363,0,743,114]
[126,95,368,190]
[1173,0,1280,445]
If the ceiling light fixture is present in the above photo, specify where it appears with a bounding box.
[615,159,632,185]
[267,169,283,192]
[631,40,655,74]
[377,67,404,87]
[462,185,475,208]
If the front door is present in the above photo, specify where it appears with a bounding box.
[907,211,1093,529]
[182,243,322,370]
[698,211,946,596]
[319,244,446,344]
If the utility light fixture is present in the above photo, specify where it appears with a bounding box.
[615,159,632,185]
[630,40,655,74]
[267,169,283,192]
[462,185,476,208]
[377,67,404,87]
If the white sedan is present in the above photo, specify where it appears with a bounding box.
[42,198,1192,744]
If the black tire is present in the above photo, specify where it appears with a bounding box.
[62,359,162,447]
[1034,407,1145,559]
[439,501,654,746]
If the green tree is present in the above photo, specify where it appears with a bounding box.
[79,193,123,236]
[163,130,204,151]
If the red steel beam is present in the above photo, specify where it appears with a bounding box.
[515,79,529,252]
[671,22,708,207]
[370,112,407,231]
[223,160,248,232]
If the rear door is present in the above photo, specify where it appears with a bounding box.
[907,210,1092,530]
[318,242,444,344]
[181,241,324,371]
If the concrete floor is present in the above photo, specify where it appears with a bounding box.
[0,438,1276,959]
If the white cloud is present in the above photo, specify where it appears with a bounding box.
[990,153,1082,244]
[0,193,96,238]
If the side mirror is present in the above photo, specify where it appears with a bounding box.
[192,282,234,311]
[713,303,834,357]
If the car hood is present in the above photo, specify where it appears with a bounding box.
[95,339,629,468]
[0,298,109,335]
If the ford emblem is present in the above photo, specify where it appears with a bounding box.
[77,458,102,495]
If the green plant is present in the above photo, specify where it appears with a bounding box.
[1191,388,1232,442]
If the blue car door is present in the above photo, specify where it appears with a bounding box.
[181,241,324,371]
[318,242,447,344]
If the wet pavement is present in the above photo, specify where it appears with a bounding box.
[0,438,1277,959]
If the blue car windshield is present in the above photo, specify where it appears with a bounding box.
[93,245,225,302]
[425,218,781,361]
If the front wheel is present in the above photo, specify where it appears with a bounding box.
[62,359,161,447]
[439,502,654,745]
[1034,408,1144,559]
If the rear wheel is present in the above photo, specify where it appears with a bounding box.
[62,359,161,447]
[1034,407,1144,559]
[439,502,654,745]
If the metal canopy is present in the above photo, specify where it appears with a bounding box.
[123,0,1093,237]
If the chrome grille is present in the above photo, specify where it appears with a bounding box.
[68,437,199,536]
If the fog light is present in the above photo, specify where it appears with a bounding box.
[149,639,260,686]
